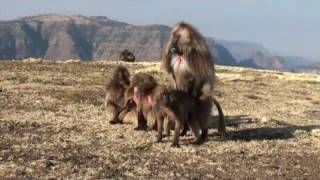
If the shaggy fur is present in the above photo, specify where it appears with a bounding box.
[162,21,215,94]
[104,66,130,124]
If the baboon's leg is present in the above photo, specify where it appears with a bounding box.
[188,116,202,144]
[172,119,183,147]
[156,112,164,143]
[212,96,226,137]
[199,113,209,140]
[105,104,116,119]
[134,99,148,131]
[147,111,157,131]
[106,104,121,124]
[180,123,189,136]
[135,111,148,130]
[200,128,208,140]
[198,96,212,139]
[163,116,171,136]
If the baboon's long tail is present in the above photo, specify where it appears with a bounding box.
[212,96,226,134]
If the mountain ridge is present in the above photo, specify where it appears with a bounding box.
[0,14,317,73]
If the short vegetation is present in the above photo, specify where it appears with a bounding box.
[0,60,320,179]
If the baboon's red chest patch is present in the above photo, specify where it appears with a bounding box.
[144,95,153,105]
[177,56,185,64]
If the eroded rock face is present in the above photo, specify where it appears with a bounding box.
[0,15,171,61]
[0,15,241,68]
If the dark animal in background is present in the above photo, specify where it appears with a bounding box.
[119,49,136,62]
[104,66,130,124]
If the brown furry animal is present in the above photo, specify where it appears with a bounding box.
[162,21,215,98]
[179,95,226,137]
[119,72,158,130]
[104,66,130,124]
[154,88,213,147]
[118,83,174,134]
[119,49,135,62]
[162,22,226,137]
[150,86,175,135]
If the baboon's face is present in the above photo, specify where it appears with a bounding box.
[169,25,192,58]
[169,33,183,56]
[138,83,153,97]
[137,76,157,96]
[116,68,130,87]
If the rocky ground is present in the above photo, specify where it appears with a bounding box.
[0,60,320,179]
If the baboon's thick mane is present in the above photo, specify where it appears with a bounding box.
[162,21,215,82]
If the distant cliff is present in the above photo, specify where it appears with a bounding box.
[0,14,317,73]
[0,15,171,61]
[0,14,236,66]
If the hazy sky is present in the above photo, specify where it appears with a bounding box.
[0,0,319,59]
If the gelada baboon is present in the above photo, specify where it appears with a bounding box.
[162,21,215,98]
[119,72,158,130]
[104,66,130,124]
[118,80,174,133]
[154,88,213,147]
[162,22,226,136]
[119,49,135,62]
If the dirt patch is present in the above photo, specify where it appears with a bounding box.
[305,110,320,121]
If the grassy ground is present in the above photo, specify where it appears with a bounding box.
[0,60,320,179]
